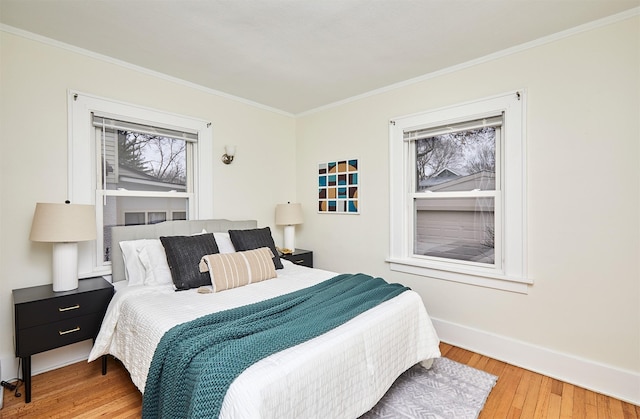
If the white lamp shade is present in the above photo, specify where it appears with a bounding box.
[275,203,303,225]
[30,203,96,242]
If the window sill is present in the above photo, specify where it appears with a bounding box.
[386,257,531,294]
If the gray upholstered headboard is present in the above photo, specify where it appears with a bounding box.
[110,219,257,282]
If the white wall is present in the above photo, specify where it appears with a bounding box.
[296,16,639,403]
[0,31,297,378]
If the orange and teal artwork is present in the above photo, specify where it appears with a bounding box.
[318,159,359,213]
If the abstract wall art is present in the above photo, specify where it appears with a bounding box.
[318,158,359,214]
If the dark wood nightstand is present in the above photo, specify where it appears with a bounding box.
[12,276,113,403]
[280,249,313,268]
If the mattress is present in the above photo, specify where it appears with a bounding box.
[89,261,441,418]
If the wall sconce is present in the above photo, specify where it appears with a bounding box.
[29,201,97,292]
[222,145,236,164]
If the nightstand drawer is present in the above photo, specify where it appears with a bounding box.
[15,312,104,357]
[280,249,313,268]
[15,288,112,329]
[286,254,312,266]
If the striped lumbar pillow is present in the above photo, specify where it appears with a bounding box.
[199,247,276,292]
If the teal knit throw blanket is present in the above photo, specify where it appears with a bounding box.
[142,273,409,419]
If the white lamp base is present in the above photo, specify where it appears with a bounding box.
[52,242,79,292]
[283,225,296,252]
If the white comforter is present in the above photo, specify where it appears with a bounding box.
[89,261,441,418]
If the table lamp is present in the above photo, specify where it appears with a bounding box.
[275,203,303,252]
[30,202,96,292]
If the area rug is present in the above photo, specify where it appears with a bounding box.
[360,357,498,419]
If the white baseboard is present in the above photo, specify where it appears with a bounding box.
[432,317,640,405]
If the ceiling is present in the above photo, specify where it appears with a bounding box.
[1,0,638,114]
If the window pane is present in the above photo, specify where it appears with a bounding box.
[124,212,145,226]
[172,211,187,221]
[414,197,495,264]
[101,196,188,262]
[416,127,496,192]
[100,128,187,192]
[148,212,167,224]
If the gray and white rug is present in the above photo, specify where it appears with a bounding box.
[360,357,498,419]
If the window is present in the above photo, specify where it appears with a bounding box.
[94,115,194,261]
[69,91,213,277]
[388,91,529,293]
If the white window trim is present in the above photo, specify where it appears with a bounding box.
[68,90,213,277]
[388,90,529,293]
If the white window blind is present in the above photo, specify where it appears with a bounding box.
[92,114,198,142]
[404,114,503,141]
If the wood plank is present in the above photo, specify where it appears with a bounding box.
[520,370,544,418]
[551,378,564,396]
[511,367,533,412]
[622,401,639,419]
[478,358,509,418]
[533,375,553,417]
[468,353,491,372]
[573,384,588,419]
[444,345,474,364]
[548,393,563,419]
[466,351,484,368]
[584,386,599,406]
[493,364,523,418]
[560,382,574,418]
[505,406,522,419]
[608,395,626,419]
[439,342,453,355]
[597,393,610,418]
[585,403,599,419]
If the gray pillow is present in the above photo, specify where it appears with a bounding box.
[160,233,219,290]
[228,227,283,269]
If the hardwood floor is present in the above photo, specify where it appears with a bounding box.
[439,343,639,419]
[1,343,637,418]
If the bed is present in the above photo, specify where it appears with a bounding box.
[89,219,441,418]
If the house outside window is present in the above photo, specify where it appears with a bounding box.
[69,91,213,277]
[388,91,529,293]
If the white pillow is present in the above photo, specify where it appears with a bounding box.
[214,232,236,254]
[119,239,150,286]
[138,240,173,286]
[119,230,207,287]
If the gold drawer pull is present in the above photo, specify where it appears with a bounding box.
[58,304,80,312]
[59,327,81,336]
[293,259,304,264]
